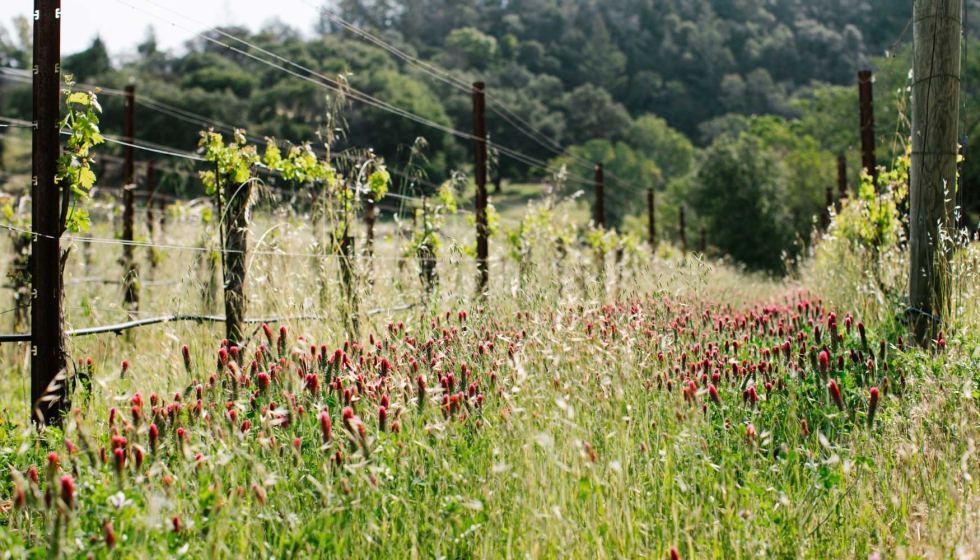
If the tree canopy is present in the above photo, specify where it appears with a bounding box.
[3,0,978,274]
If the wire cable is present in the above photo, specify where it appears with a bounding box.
[0,222,493,263]
[116,0,599,187]
[295,6,643,192]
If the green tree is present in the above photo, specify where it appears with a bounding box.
[629,114,695,182]
[444,27,498,70]
[692,133,797,273]
[792,85,858,157]
[556,17,627,90]
[62,37,111,82]
[485,87,565,188]
[0,16,31,69]
[182,67,258,99]
[561,84,632,146]
[347,70,460,182]
[696,113,751,145]
[747,115,835,241]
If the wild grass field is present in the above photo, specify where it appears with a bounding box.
[3,0,979,554]
[2,182,980,559]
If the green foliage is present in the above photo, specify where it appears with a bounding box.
[560,85,632,146]
[197,129,261,197]
[484,85,565,182]
[792,85,860,158]
[808,153,916,329]
[62,38,111,82]
[719,69,794,117]
[0,15,32,69]
[629,115,695,182]
[557,18,626,90]
[696,113,751,146]
[504,203,549,262]
[444,27,498,70]
[833,149,909,252]
[550,139,660,229]
[347,70,459,180]
[58,77,105,233]
[692,133,797,274]
[180,52,258,98]
[584,227,618,254]
[503,193,579,272]
[405,171,463,261]
[367,168,390,200]
[748,115,836,240]
[270,143,335,186]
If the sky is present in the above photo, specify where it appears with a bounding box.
[6,0,322,57]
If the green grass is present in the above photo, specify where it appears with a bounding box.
[1,199,979,559]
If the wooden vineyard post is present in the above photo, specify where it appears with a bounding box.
[614,242,625,294]
[594,163,605,229]
[146,159,157,268]
[699,226,706,254]
[909,0,962,345]
[339,233,359,338]
[858,70,878,190]
[473,82,489,298]
[647,187,656,249]
[146,160,154,235]
[158,193,166,233]
[222,169,254,346]
[364,193,375,257]
[959,0,969,231]
[417,197,437,304]
[122,84,139,310]
[31,0,68,426]
[679,205,686,253]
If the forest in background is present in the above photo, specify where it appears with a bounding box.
[2,0,979,273]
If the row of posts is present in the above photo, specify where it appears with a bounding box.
[99,69,904,318]
[28,0,953,427]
